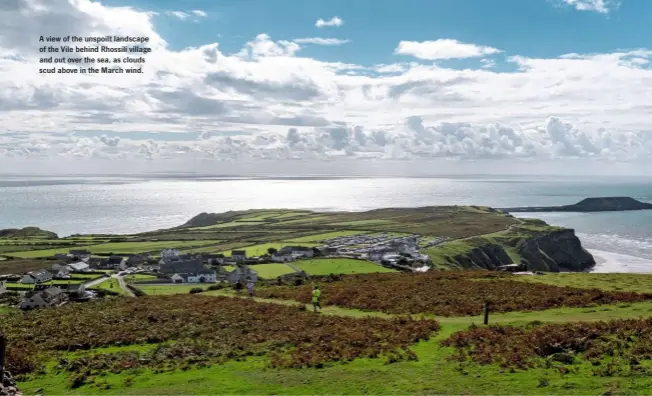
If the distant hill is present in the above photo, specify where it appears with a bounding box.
[0,226,58,239]
[500,197,652,213]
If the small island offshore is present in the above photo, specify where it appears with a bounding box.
[1,198,652,395]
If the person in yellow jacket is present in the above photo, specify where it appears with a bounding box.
[312,285,321,313]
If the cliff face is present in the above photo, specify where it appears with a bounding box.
[450,244,513,269]
[428,221,595,272]
[516,229,595,271]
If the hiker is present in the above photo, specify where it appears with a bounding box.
[246,278,255,298]
[235,280,243,295]
[312,285,321,313]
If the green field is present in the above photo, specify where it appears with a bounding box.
[293,258,397,275]
[8,240,221,258]
[285,230,372,243]
[124,274,158,283]
[249,263,295,278]
[90,278,128,295]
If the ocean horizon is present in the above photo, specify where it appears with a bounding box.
[2,175,652,273]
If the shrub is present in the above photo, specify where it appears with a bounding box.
[189,287,204,294]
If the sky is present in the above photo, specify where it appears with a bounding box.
[1,0,652,176]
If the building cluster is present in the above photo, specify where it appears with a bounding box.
[316,233,440,268]
[0,281,94,310]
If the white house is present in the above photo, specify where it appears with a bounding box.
[21,269,53,284]
[67,262,91,272]
[271,253,294,263]
[171,270,217,284]
[55,267,71,279]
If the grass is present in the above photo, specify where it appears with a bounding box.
[285,230,372,243]
[517,272,652,293]
[17,291,652,395]
[249,263,295,278]
[292,258,397,275]
[90,278,128,295]
[124,274,158,283]
[9,240,221,258]
[0,259,51,275]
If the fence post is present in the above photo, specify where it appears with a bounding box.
[483,301,490,325]
[0,333,6,383]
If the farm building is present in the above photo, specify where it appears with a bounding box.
[231,250,247,263]
[21,269,53,284]
[227,266,258,283]
[170,270,217,284]
[63,283,87,297]
[19,287,66,310]
[87,257,108,269]
[203,254,225,265]
[106,255,126,270]
[278,246,314,258]
[160,259,205,275]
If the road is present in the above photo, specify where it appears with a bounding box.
[83,273,135,297]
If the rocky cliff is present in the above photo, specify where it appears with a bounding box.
[0,371,20,396]
[426,220,595,272]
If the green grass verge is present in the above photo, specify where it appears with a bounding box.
[249,264,295,278]
[292,258,397,275]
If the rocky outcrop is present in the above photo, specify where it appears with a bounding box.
[430,223,595,272]
[0,371,21,396]
[500,197,652,213]
[516,229,595,271]
[450,244,513,269]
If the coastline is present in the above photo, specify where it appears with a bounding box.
[587,248,652,274]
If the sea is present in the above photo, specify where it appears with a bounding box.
[1,174,652,273]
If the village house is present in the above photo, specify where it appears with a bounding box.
[231,250,247,263]
[170,270,217,284]
[87,257,108,269]
[106,255,126,270]
[159,258,205,275]
[160,249,181,261]
[67,261,91,272]
[63,283,86,297]
[203,253,225,265]
[226,266,258,283]
[278,246,314,258]
[21,269,53,284]
[54,266,71,279]
[19,286,66,310]
[126,254,149,267]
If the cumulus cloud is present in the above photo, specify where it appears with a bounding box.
[561,0,620,13]
[1,0,652,174]
[395,39,501,60]
[191,10,207,17]
[293,37,350,46]
[315,16,344,28]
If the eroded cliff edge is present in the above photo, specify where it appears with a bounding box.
[424,218,595,272]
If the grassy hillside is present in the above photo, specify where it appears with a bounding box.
[8,271,652,395]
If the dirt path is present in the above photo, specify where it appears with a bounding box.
[114,274,135,297]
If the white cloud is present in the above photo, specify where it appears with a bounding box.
[561,0,620,13]
[315,16,344,28]
[293,37,350,46]
[395,39,501,60]
[191,10,207,17]
[165,11,191,20]
[2,0,652,174]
